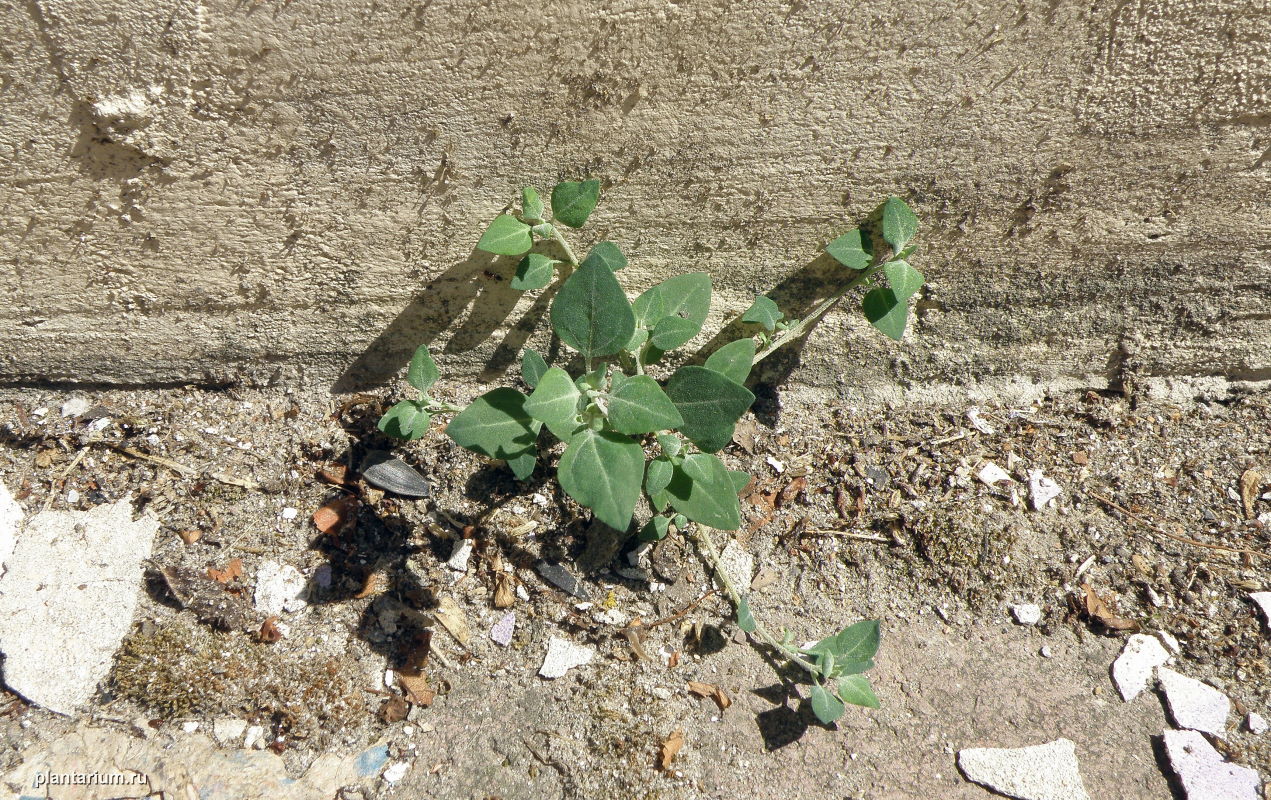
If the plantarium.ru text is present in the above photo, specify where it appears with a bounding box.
[379,180,924,723]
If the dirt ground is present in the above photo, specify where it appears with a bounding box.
[0,378,1268,799]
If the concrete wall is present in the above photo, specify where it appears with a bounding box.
[3,0,1269,400]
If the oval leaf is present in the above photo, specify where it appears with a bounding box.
[558,428,644,531]
[445,388,541,460]
[521,186,544,221]
[521,349,548,389]
[551,260,636,359]
[524,367,582,439]
[406,344,440,393]
[704,339,756,384]
[638,515,671,542]
[632,273,712,351]
[883,260,924,301]
[378,400,431,441]
[880,196,918,252]
[862,288,908,341]
[551,179,601,228]
[833,620,881,661]
[740,295,782,331]
[607,374,683,434]
[477,215,532,256]
[737,595,757,632]
[645,457,674,496]
[811,684,846,724]
[666,453,742,530]
[727,470,752,495]
[836,675,881,709]
[582,241,628,272]
[664,366,755,453]
[825,227,872,270]
[511,253,557,291]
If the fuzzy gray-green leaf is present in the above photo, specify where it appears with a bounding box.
[638,515,671,542]
[704,339,756,384]
[511,253,557,291]
[666,453,742,530]
[524,367,582,439]
[811,684,846,723]
[825,227,872,270]
[550,260,636,359]
[378,400,431,441]
[521,186,544,221]
[582,241,627,272]
[664,366,755,453]
[551,179,601,228]
[558,428,644,531]
[836,675,881,709]
[883,260,924,301]
[645,457,674,496]
[445,388,541,460]
[737,596,757,632]
[862,288,908,341]
[477,214,532,256]
[880,196,918,252]
[607,375,683,435]
[406,344,440,393]
[632,273,712,351]
[740,296,782,331]
[521,349,548,389]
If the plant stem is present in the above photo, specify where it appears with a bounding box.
[550,228,580,267]
[750,263,885,366]
[686,525,821,676]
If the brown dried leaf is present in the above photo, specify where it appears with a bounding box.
[658,729,685,771]
[398,673,435,706]
[1081,582,1138,632]
[777,476,807,508]
[259,616,284,643]
[207,558,243,584]
[493,573,516,609]
[380,695,409,723]
[1239,468,1262,519]
[434,596,471,646]
[317,462,350,485]
[354,570,386,599]
[686,681,732,712]
[312,495,359,536]
[177,529,202,545]
[834,487,852,519]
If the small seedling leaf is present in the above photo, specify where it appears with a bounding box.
[551,179,601,228]
[607,374,683,434]
[832,620,881,661]
[883,260,924,301]
[378,400,431,441]
[737,595,757,632]
[811,684,846,723]
[632,273,712,350]
[740,295,782,331]
[727,470,751,495]
[521,349,549,389]
[879,196,918,252]
[445,388,541,461]
[524,367,583,439]
[551,259,636,359]
[506,448,537,481]
[559,428,644,531]
[645,457,674,496]
[582,241,628,272]
[836,675,881,709]
[666,453,742,530]
[704,338,756,384]
[664,366,755,453]
[405,343,440,393]
[656,434,682,458]
[825,227,872,270]
[521,186,544,221]
[511,253,557,291]
[477,214,532,256]
[638,515,671,542]
[862,287,908,341]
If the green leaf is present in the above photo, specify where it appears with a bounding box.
[551,260,636,359]
[836,675,881,709]
[406,344,440,393]
[445,388,541,461]
[666,453,742,530]
[551,179,601,228]
[831,658,875,676]
[727,470,751,495]
[558,428,644,531]
[582,241,627,272]
[704,339,756,384]
[521,349,548,389]
[740,296,782,332]
[737,595,757,632]
[638,515,671,542]
[880,196,918,252]
[649,488,670,512]
[524,367,582,439]
[810,684,846,724]
[606,375,683,435]
[645,457,674,496]
[862,288,908,341]
[832,620,881,661]
[883,260,924,301]
[664,366,755,453]
[506,448,537,481]
[656,434,682,458]
[576,363,609,392]
[511,253,557,291]
[477,215,532,256]
[824,227,873,270]
[631,273,712,351]
[531,222,555,238]
[673,513,687,528]
[521,186,544,221]
[624,327,649,353]
[378,400,431,441]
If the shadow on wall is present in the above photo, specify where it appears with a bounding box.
[332,247,567,393]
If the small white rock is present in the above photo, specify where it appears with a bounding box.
[65,489,80,504]
[531,493,549,507]
[384,670,395,689]
[253,561,307,615]
[1246,712,1268,735]
[978,462,1014,486]
[1162,729,1261,800]
[1158,667,1231,737]
[539,636,595,679]
[1028,470,1061,511]
[516,584,530,602]
[1039,645,1053,658]
[60,398,91,418]
[212,719,247,745]
[966,407,996,435]
[181,721,200,733]
[766,455,784,473]
[382,761,411,783]
[1009,603,1042,626]
[490,611,515,647]
[244,725,265,749]
[279,507,298,520]
[717,540,754,593]
[957,738,1090,800]
[1157,630,1181,653]
[1112,634,1170,701]
[446,539,474,572]
[593,608,626,626]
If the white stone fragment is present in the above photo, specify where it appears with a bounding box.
[60,397,91,418]
[447,539,474,572]
[539,636,595,679]
[1009,603,1042,626]
[253,561,307,615]
[382,761,411,783]
[957,738,1090,800]
[244,725,265,750]
[279,507,298,520]
[1158,630,1181,653]
[1112,634,1170,701]
[213,719,248,745]
[0,498,158,714]
[181,721,200,733]
[1246,712,1268,735]
[1028,470,1061,511]
[766,455,784,473]
[1162,729,1261,800]
[0,479,22,577]
[967,407,996,435]
[978,462,1014,486]
[717,540,754,593]
[490,611,515,646]
[1158,667,1231,737]
[1250,592,1271,631]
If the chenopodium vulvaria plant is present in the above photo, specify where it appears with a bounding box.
[379,179,924,723]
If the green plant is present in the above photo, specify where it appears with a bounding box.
[380,180,923,723]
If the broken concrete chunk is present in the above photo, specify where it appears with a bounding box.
[1028,470,1061,511]
[1246,712,1268,735]
[382,761,411,783]
[1112,633,1170,701]
[0,479,22,577]
[213,718,248,745]
[717,540,754,592]
[446,539,474,572]
[957,738,1090,800]
[1158,667,1231,737]
[253,561,308,615]
[0,498,158,715]
[539,635,595,679]
[536,561,592,600]
[1249,592,1271,631]
[490,611,515,647]
[978,462,1014,486]
[1009,603,1042,626]
[1162,729,1261,800]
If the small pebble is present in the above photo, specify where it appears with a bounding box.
[382,761,411,784]
[1246,712,1268,735]
[65,489,80,504]
[280,507,298,520]
[1009,603,1042,626]
[1040,645,1053,658]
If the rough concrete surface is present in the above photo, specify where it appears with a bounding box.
[2,0,1268,399]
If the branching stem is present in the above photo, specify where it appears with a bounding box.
[751,263,885,366]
